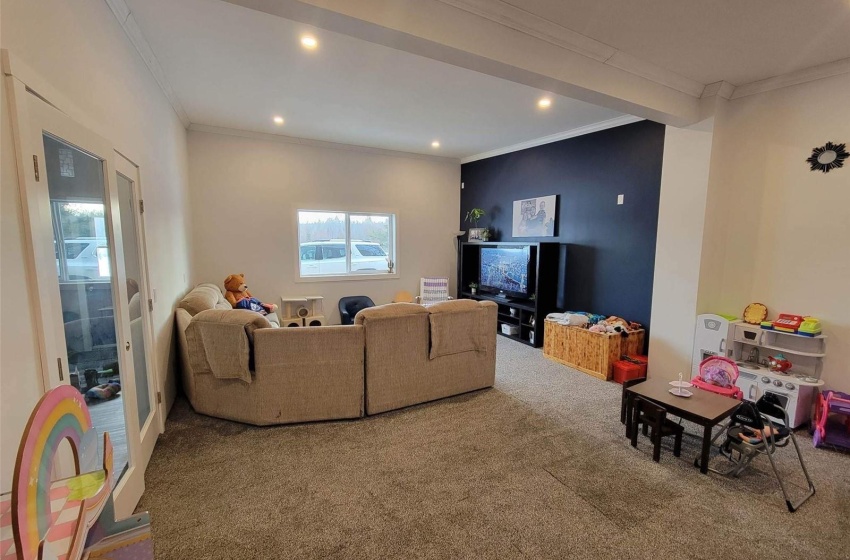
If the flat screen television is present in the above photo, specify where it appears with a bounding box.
[479,246,532,298]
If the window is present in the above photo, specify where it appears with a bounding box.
[297,210,396,278]
[64,242,89,260]
[52,201,110,282]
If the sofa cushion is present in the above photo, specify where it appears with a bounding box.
[354,302,429,325]
[179,283,231,316]
[185,309,271,383]
[427,300,486,359]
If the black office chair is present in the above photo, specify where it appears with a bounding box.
[338,296,375,325]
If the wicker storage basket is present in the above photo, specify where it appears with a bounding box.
[543,320,645,381]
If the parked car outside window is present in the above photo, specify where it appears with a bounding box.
[299,241,389,276]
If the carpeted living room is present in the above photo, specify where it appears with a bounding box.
[140,339,850,559]
[2,1,850,560]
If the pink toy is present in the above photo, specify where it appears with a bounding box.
[813,390,850,450]
[692,356,744,400]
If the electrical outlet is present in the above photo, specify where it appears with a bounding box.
[617,194,624,205]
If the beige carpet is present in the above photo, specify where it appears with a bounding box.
[139,338,850,559]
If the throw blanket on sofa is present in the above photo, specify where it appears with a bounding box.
[428,299,484,359]
[185,309,271,383]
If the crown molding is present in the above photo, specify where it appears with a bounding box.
[700,81,735,100]
[437,0,615,62]
[731,57,850,100]
[460,115,644,164]
[436,0,704,98]
[188,124,461,164]
[104,0,191,127]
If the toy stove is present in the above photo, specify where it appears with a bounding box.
[734,361,819,428]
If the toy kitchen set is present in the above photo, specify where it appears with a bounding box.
[692,311,826,428]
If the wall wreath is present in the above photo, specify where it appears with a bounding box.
[806,141,848,173]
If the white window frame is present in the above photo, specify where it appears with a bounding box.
[295,209,398,282]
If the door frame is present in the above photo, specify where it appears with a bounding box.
[4,51,155,517]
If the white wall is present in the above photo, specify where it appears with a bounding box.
[1,0,192,490]
[706,74,850,391]
[187,129,460,322]
[648,120,714,378]
[650,73,850,390]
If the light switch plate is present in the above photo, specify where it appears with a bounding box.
[617,194,624,205]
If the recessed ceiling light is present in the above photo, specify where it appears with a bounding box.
[273,115,284,125]
[431,141,441,148]
[301,35,318,50]
[538,97,552,109]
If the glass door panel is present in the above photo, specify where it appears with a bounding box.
[116,172,153,429]
[43,133,129,484]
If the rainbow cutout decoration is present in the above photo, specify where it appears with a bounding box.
[10,385,112,560]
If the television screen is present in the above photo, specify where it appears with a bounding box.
[480,246,531,296]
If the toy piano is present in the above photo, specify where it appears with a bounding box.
[0,385,153,560]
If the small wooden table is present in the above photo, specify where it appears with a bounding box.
[625,378,740,473]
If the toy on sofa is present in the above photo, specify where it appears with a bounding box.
[224,273,278,316]
[813,390,850,450]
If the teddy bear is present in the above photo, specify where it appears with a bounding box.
[223,273,278,316]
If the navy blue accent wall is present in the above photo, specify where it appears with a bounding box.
[460,120,665,331]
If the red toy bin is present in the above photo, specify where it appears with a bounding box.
[613,359,647,384]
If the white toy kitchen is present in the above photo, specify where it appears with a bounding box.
[692,314,826,428]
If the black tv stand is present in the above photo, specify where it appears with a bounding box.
[457,241,559,348]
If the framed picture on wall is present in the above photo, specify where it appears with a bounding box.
[512,195,556,237]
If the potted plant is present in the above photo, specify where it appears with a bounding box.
[469,282,478,295]
[464,208,489,242]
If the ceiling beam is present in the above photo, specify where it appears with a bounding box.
[222,0,703,126]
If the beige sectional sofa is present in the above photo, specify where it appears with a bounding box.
[175,284,365,425]
[355,300,497,415]
[175,284,497,425]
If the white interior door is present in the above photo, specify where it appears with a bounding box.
[8,80,146,517]
[114,153,164,467]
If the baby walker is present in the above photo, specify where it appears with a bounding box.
[813,390,850,450]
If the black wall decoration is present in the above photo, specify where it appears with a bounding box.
[806,141,848,173]
[460,120,665,332]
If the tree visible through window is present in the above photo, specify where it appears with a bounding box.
[297,210,396,278]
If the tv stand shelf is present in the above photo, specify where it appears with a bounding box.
[457,242,559,348]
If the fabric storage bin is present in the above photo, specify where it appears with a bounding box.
[501,323,519,336]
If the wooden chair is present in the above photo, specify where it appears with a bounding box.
[630,396,684,463]
[620,377,645,426]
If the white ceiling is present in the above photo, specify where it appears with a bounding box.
[126,0,626,159]
[501,0,850,85]
[125,0,850,159]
